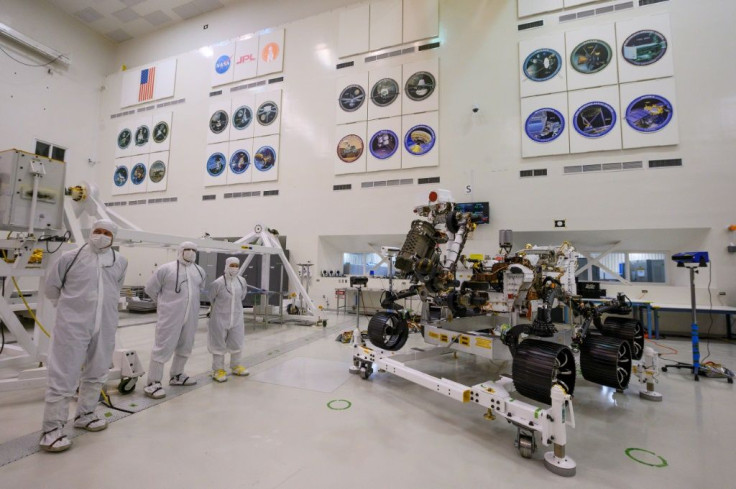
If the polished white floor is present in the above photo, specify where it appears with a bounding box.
[0,311,734,488]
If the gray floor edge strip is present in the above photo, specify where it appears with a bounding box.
[0,323,341,467]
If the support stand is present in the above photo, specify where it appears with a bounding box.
[662,265,702,380]
[662,257,731,383]
[348,276,368,374]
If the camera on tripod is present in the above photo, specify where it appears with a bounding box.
[350,275,368,287]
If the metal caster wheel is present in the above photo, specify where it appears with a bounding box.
[515,430,536,459]
[728,378,733,384]
[662,366,668,372]
[359,365,372,380]
[117,377,137,395]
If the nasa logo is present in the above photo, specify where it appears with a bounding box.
[236,54,256,64]
[215,55,231,74]
[261,43,280,63]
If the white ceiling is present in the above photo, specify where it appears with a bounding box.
[47,0,241,43]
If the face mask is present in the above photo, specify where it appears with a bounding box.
[226,267,239,277]
[182,250,196,263]
[89,234,112,251]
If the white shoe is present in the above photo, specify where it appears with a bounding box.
[212,369,228,383]
[39,428,72,453]
[144,382,166,399]
[169,374,197,386]
[74,413,107,432]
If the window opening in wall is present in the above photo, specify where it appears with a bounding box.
[342,252,394,277]
[575,250,666,284]
[35,139,66,162]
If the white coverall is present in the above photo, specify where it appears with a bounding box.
[42,244,128,432]
[145,254,205,383]
[207,272,247,370]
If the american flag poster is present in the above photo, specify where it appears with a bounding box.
[121,58,177,108]
[139,67,155,102]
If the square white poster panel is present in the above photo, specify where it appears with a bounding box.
[616,14,674,84]
[128,154,149,194]
[233,36,259,82]
[147,151,169,192]
[150,112,172,152]
[337,73,369,125]
[565,24,618,91]
[519,34,567,98]
[204,142,229,187]
[518,0,563,18]
[367,117,402,172]
[256,28,285,77]
[227,139,254,185]
[568,85,622,154]
[251,135,279,183]
[403,0,439,43]
[619,77,678,149]
[338,4,370,58]
[335,122,367,175]
[370,0,403,51]
[402,58,439,115]
[254,89,282,137]
[111,158,131,196]
[207,101,231,144]
[130,115,152,156]
[368,65,402,120]
[521,92,569,157]
[114,122,133,158]
[229,94,256,140]
[402,111,439,169]
[211,43,235,87]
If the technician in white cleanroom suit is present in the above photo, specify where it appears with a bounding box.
[207,257,249,382]
[39,219,128,453]
[143,241,206,399]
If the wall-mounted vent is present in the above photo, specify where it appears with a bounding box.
[104,201,129,207]
[622,161,643,170]
[649,158,682,168]
[263,190,279,196]
[577,9,595,18]
[366,45,422,64]
[268,76,284,84]
[583,164,602,172]
[518,20,544,31]
[602,162,622,171]
[333,184,352,191]
[564,165,582,174]
[209,90,222,97]
[560,1,632,23]
[224,191,261,199]
[639,0,668,5]
[418,41,440,52]
[361,178,414,188]
[521,169,548,177]
[336,61,354,70]
[202,194,216,201]
[418,177,440,185]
